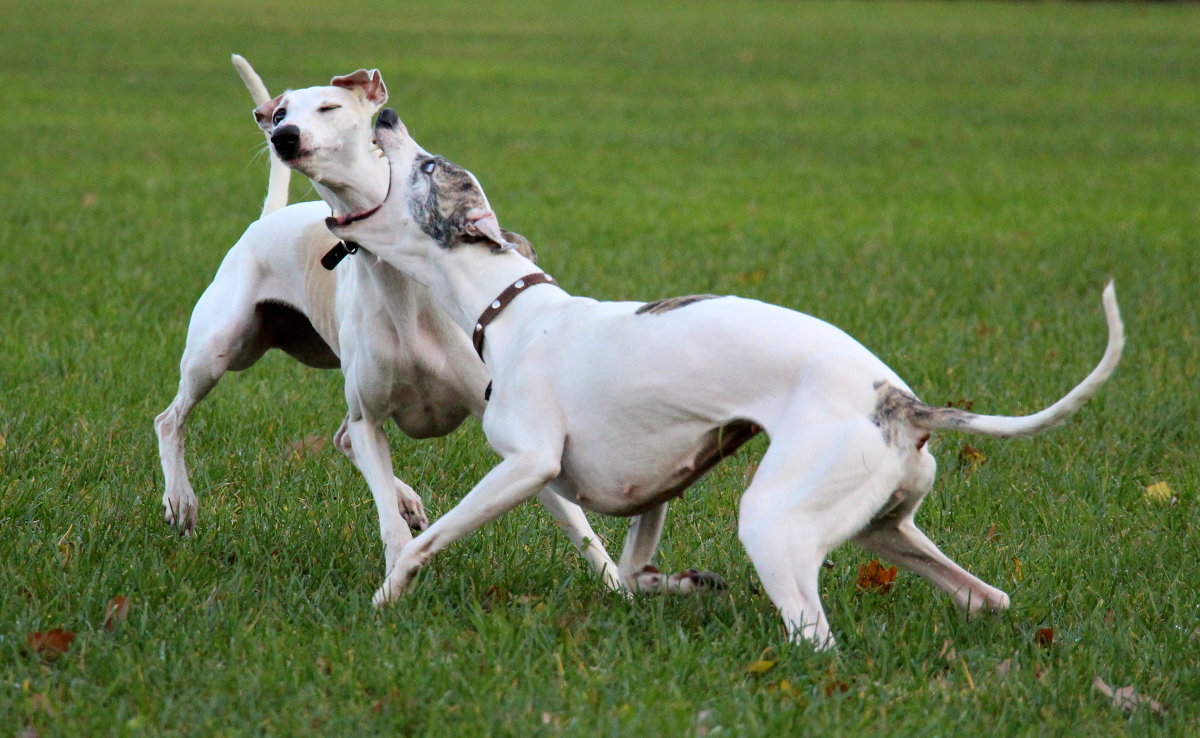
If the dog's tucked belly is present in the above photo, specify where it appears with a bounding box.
[553,420,760,516]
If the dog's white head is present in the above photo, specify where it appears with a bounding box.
[253,69,388,202]
[327,109,536,270]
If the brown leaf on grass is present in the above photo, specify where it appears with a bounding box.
[480,584,510,613]
[26,629,75,660]
[315,657,332,676]
[856,560,898,593]
[285,434,328,460]
[103,596,129,632]
[957,443,986,473]
[822,665,849,697]
[1093,676,1166,714]
[1034,628,1055,648]
[985,523,1000,542]
[944,398,975,411]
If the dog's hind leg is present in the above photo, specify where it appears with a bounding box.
[737,410,903,649]
[854,451,1010,613]
[155,285,266,534]
[535,488,623,591]
[617,504,726,594]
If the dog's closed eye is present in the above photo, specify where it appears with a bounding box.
[319,104,342,113]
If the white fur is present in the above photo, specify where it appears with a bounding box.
[328,112,1125,648]
[155,59,624,594]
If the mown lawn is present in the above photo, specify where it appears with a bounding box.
[1,0,1197,734]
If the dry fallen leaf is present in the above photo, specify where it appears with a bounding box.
[985,523,1000,542]
[822,665,849,697]
[103,596,130,632]
[1144,481,1174,504]
[746,659,777,675]
[26,629,75,660]
[856,560,898,594]
[285,434,328,460]
[958,443,986,472]
[1093,676,1166,714]
[1011,556,1024,582]
[1034,628,1055,648]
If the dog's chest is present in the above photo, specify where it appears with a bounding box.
[553,420,760,516]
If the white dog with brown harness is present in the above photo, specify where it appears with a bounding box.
[326,109,1124,648]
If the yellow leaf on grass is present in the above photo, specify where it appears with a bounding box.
[746,659,777,674]
[1144,481,1173,503]
[1011,557,1024,582]
[0,433,7,451]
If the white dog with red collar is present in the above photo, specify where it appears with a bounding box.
[327,108,1124,648]
[155,60,633,597]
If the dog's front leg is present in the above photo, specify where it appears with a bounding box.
[373,452,560,606]
[534,489,623,592]
[333,416,428,532]
[345,417,419,576]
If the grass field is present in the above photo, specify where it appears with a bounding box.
[2,0,1199,734]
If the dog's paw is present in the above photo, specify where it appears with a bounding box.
[394,478,429,531]
[628,566,726,595]
[666,569,727,594]
[162,494,198,536]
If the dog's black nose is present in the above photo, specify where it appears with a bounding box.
[377,108,399,130]
[271,125,301,159]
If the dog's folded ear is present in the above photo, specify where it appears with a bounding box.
[463,209,517,253]
[331,69,388,110]
[253,94,285,133]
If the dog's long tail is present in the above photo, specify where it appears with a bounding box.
[232,54,290,218]
[893,282,1124,439]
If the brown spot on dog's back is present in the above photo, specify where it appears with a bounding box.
[636,294,720,315]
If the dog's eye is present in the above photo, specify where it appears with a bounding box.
[319,104,342,113]
[422,160,437,174]
[272,108,287,125]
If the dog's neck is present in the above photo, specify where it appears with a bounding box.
[313,148,389,217]
[408,245,569,366]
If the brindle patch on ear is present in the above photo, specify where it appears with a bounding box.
[408,155,493,248]
[500,229,537,263]
[636,294,720,316]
